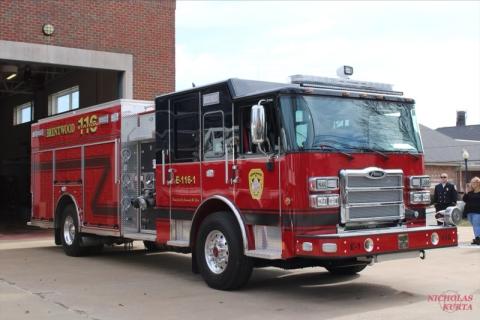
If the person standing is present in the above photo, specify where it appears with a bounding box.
[463,176,480,245]
[433,173,458,212]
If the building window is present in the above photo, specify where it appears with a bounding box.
[49,86,79,115]
[13,102,33,125]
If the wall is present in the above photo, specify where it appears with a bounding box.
[0,69,119,218]
[0,1,175,221]
[425,165,464,195]
[0,0,175,100]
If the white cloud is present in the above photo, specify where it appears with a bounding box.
[176,1,480,128]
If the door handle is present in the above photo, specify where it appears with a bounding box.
[162,150,166,185]
[231,165,240,184]
[167,168,175,185]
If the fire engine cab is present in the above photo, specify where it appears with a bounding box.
[30,69,459,290]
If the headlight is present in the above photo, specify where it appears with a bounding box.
[409,176,431,189]
[409,191,431,204]
[309,194,340,208]
[309,177,338,191]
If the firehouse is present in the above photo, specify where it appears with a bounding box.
[30,70,460,290]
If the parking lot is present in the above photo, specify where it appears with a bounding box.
[0,226,479,320]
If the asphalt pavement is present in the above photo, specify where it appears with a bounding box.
[0,224,478,320]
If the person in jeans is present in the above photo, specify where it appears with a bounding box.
[463,176,480,245]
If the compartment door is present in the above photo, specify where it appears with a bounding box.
[140,141,157,232]
[84,141,119,228]
[32,151,54,220]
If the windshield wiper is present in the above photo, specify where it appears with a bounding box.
[314,144,354,160]
[399,150,420,159]
[358,147,389,160]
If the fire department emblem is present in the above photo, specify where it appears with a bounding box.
[248,169,264,200]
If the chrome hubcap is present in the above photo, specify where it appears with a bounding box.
[63,216,75,245]
[204,230,229,274]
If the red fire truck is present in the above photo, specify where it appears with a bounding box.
[30,71,459,290]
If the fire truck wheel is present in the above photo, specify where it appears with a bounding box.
[326,264,368,275]
[196,212,253,290]
[87,244,104,255]
[61,204,84,257]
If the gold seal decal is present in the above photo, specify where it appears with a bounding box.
[248,169,264,200]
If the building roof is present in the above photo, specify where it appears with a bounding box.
[436,124,480,141]
[420,124,480,166]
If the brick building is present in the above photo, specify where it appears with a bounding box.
[420,124,480,194]
[0,0,176,222]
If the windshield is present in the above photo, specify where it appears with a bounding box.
[280,95,423,153]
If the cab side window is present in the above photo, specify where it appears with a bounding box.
[203,111,224,159]
[172,94,199,162]
[239,106,254,154]
[237,100,279,155]
[295,109,309,148]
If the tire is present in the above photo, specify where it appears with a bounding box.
[60,204,84,257]
[196,212,253,290]
[86,243,104,255]
[143,240,163,252]
[326,264,368,275]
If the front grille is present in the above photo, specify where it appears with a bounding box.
[348,205,403,220]
[347,190,403,204]
[340,167,404,224]
[347,175,402,188]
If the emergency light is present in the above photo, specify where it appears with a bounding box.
[290,69,403,96]
[336,65,354,78]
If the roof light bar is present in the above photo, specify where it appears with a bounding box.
[289,74,403,96]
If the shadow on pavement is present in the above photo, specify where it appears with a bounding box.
[0,213,51,240]
[24,244,424,318]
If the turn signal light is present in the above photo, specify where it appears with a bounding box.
[309,177,339,191]
[409,176,431,189]
[309,194,340,209]
[409,191,431,204]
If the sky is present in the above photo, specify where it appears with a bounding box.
[176,1,480,129]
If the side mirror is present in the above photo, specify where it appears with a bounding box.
[251,103,266,145]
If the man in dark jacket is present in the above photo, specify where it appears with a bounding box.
[433,173,458,212]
